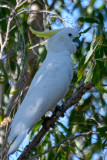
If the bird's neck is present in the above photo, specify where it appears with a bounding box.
[47,48,71,56]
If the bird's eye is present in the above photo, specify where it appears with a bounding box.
[68,33,72,37]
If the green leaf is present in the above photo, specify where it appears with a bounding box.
[77,63,87,81]
[98,4,105,10]
[91,63,100,84]
[85,30,96,63]
[65,87,73,100]
[101,44,107,47]
[4,81,10,95]
[79,27,91,36]
[102,139,107,149]
[78,56,86,69]
[9,90,19,95]
[96,58,107,62]
[38,46,47,62]
[84,64,93,83]
[91,60,107,93]
[95,45,104,59]
[86,118,98,126]
[97,126,107,137]
[30,120,42,139]
[95,83,107,93]
[78,17,99,24]
[85,49,93,64]
[77,59,90,81]
[85,33,102,64]
[101,40,107,55]
[97,12,104,25]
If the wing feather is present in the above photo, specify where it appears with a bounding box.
[8,54,73,154]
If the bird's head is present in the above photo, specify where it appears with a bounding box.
[47,28,80,54]
[29,27,80,54]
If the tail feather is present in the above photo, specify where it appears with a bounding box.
[8,129,29,155]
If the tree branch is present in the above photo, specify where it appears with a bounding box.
[30,131,98,159]
[17,9,66,25]
[49,0,57,10]
[17,82,94,160]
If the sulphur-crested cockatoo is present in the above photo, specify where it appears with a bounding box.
[8,27,80,155]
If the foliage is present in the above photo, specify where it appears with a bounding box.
[0,0,107,160]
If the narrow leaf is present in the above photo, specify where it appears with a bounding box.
[85,32,102,64]
[78,17,99,24]
[84,65,93,83]
[85,49,93,64]
[92,63,100,84]
[96,83,107,93]
[85,30,96,63]
[96,58,107,62]
[77,60,90,81]
[79,27,91,36]
[10,90,19,95]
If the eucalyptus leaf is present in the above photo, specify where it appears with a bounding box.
[9,90,19,95]
[77,59,90,81]
[79,27,91,36]
[78,17,99,24]
[85,30,96,63]
[92,63,100,84]
[96,58,107,62]
[84,65,93,83]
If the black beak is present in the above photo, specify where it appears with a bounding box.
[73,39,81,49]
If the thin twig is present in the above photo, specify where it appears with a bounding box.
[29,41,46,50]
[0,16,10,22]
[30,131,98,159]
[17,9,66,25]
[15,0,27,9]
[0,4,12,10]
[101,84,107,87]
[0,1,15,53]
[1,16,12,53]
[5,3,27,117]
[49,0,57,10]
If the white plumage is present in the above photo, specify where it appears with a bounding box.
[8,28,79,154]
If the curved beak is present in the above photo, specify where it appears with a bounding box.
[73,39,81,49]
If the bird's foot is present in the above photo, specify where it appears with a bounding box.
[42,116,55,129]
[53,105,65,117]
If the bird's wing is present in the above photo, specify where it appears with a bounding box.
[8,56,72,154]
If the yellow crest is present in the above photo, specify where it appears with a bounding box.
[29,26,61,38]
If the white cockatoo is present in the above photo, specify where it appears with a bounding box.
[8,27,80,155]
